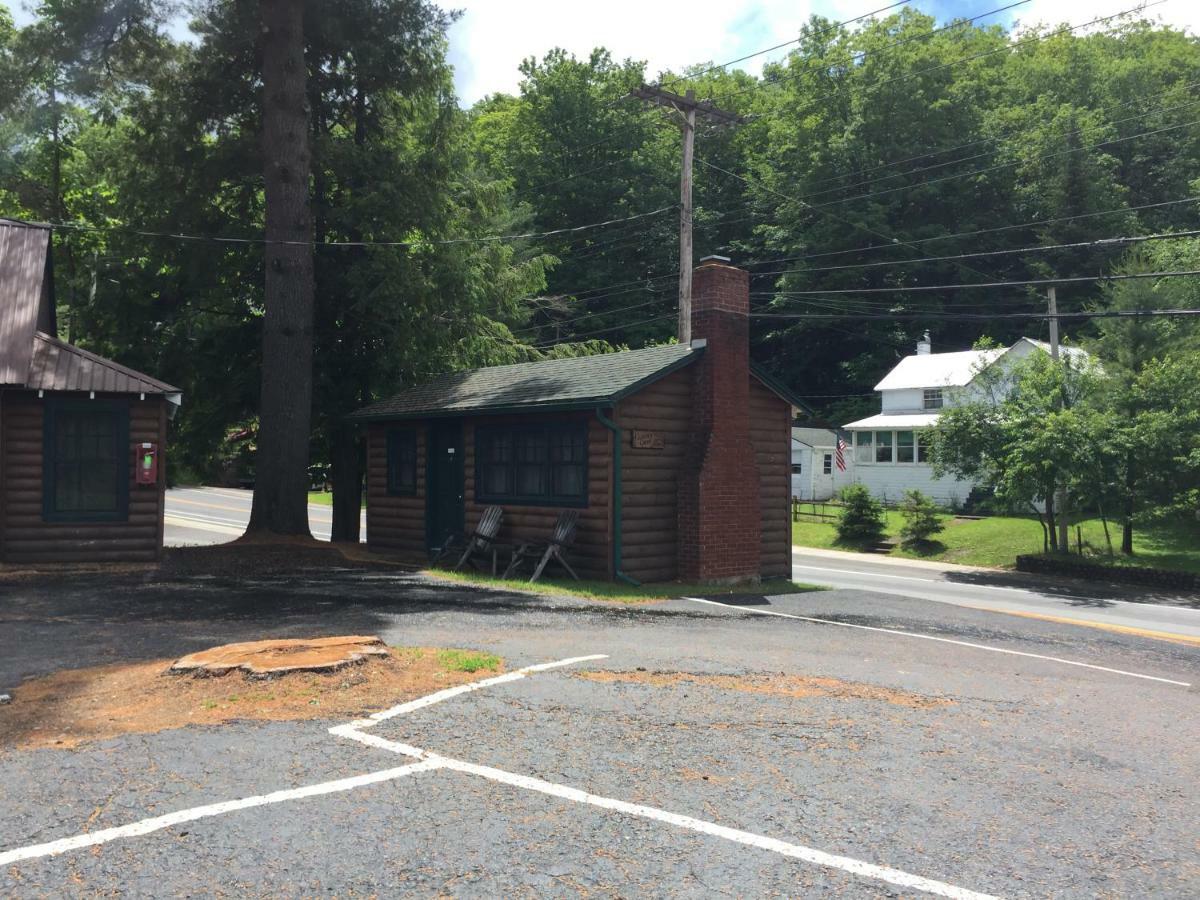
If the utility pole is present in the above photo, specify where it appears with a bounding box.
[630,85,743,343]
[1048,286,1069,554]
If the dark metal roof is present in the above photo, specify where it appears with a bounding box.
[27,332,180,395]
[351,343,702,421]
[0,221,50,385]
[1,219,179,398]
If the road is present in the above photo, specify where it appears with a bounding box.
[792,545,1200,641]
[164,486,365,545]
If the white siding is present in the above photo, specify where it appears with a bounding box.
[881,388,924,412]
[852,462,977,507]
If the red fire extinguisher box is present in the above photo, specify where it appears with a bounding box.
[136,442,158,486]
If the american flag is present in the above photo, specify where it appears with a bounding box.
[834,436,847,472]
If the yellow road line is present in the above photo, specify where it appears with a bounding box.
[167,496,249,514]
[962,605,1200,648]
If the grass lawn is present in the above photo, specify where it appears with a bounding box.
[424,569,822,603]
[307,491,365,509]
[793,512,1200,574]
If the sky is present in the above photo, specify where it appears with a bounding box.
[3,0,1197,105]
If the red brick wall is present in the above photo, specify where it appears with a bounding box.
[678,260,762,582]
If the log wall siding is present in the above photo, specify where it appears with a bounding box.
[0,391,168,563]
[463,413,612,580]
[749,378,792,578]
[614,368,693,583]
[365,423,427,563]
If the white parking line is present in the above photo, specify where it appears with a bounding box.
[0,760,440,867]
[681,597,1192,688]
[1,654,1000,899]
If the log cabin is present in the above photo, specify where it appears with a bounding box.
[350,257,799,584]
[0,220,181,563]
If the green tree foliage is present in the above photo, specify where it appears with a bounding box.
[898,490,944,546]
[836,483,886,543]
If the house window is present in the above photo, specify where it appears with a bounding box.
[476,423,587,506]
[916,431,930,463]
[822,453,833,475]
[386,428,418,495]
[855,431,872,464]
[897,430,915,463]
[44,400,129,522]
[923,388,944,410]
[792,463,803,475]
[875,430,894,463]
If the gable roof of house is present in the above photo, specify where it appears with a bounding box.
[351,340,810,422]
[874,347,1005,391]
[0,220,180,398]
[350,343,703,421]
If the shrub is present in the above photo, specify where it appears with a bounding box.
[836,484,886,543]
[899,490,945,546]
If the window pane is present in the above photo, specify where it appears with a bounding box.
[823,454,832,475]
[50,408,123,516]
[552,463,584,498]
[875,431,893,463]
[923,389,943,410]
[897,430,914,463]
[916,432,929,463]
[855,432,872,463]
[387,430,417,494]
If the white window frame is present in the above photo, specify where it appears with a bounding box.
[916,430,930,463]
[874,430,894,464]
[923,388,944,410]
[896,430,915,465]
[855,431,873,464]
[822,453,833,475]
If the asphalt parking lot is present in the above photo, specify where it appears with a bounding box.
[1,569,1197,897]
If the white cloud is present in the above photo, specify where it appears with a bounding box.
[445,0,829,105]
[1011,0,1200,36]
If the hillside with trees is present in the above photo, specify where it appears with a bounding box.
[1,2,1197,535]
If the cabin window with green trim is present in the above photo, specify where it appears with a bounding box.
[43,400,129,521]
[386,428,418,495]
[476,423,587,506]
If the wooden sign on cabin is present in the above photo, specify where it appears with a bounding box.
[631,430,665,450]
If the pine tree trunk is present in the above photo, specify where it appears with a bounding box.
[247,0,315,537]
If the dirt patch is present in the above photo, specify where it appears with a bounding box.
[0,646,502,750]
[577,670,952,709]
[170,635,389,677]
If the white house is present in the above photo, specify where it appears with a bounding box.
[791,426,852,500]
[842,334,1088,507]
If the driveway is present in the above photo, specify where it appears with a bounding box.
[164,486,366,545]
[1,569,1197,897]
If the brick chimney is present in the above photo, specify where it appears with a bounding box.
[677,256,761,582]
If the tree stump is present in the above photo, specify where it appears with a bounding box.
[170,636,388,678]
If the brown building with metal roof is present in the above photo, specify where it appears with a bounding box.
[351,258,796,584]
[0,220,181,563]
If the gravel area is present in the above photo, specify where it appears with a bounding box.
[1,568,1197,897]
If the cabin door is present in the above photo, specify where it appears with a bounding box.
[425,420,465,553]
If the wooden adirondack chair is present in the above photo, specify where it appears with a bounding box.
[450,506,505,573]
[503,509,581,583]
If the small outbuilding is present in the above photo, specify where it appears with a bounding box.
[0,220,181,563]
[350,258,799,583]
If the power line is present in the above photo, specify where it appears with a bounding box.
[655,0,912,91]
[747,196,1200,267]
[799,118,1199,212]
[752,229,1200,278]
[530,313,677,347]
[797,79,1200,193]
[796,95,1200,204]
[19,205,677,249]
[756,269,1200,295]
[751,307,1200,321]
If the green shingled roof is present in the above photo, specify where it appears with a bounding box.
[349,343,702,421]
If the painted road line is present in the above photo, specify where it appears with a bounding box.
[959,606,1200,648]
[333,661,998,900]
[790,563,1104,603]
[681,597,1192,688]
[0,760,441,867]
[163,515,243,537]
